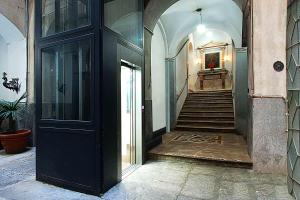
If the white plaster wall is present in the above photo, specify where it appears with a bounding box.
[252,0,287,98]
[0,36,26,101]
[151,25,167,131]
[176,43,188,118]
[176,84,188,118]
[176,44,188,95]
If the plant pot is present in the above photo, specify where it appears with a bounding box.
[0,130,31,154]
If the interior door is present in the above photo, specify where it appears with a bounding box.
[287,0,300,197]
[120,61,142,177]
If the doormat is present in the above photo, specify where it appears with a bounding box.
[171,134,222,144]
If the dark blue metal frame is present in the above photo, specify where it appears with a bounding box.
[35,0,144,196]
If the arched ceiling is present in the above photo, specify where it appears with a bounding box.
[0,13,25,43]
[0,0,26,36]
[144,0,246,11]
[157,0,243,56]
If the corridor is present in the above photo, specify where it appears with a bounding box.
[0,149,292,200]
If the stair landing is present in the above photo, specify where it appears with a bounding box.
[148,131,252,167]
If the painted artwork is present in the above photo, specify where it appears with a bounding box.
[205,52,220,70]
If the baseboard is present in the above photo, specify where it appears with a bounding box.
[146,127,166,151]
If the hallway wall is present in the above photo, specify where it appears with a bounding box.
[0,16,27,102]
[234,48,248,137]
[249,0,288,174]
[151,25,167,132]
[175,42,188,118]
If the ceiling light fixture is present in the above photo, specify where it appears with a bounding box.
[196,8,206,33]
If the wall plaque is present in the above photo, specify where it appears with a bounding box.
[273,61,284,72]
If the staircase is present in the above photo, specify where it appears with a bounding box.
[176,90,235,133]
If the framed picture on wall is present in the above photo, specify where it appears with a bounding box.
[205,52,221,70]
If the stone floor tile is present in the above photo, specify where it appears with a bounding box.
[217,181,253,200]
[181,174,216,199]
[271,175,288,185]
[0,180,99,200]
[249,172,275,185]
[176,195,202,200]
[127,166,188,185]
[254,184,276,200]
[190,164,223,177]
[220,167,251,182]
[103,181,179,200]
[274,185,294,200]
[0,149,294,200]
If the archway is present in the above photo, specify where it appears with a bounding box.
[0,13,27,101]
[146,0,251,166]
[144,0,246,143]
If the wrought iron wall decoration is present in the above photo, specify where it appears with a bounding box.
[2,72,21,93]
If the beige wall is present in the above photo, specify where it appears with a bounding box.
[252,0,287,98]
[250,0,288,174]
[151,24,167,131]
[27,0,35,104]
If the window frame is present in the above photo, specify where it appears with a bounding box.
[37,0,96,41]
[37,33,96,125]
[103,0,144,48]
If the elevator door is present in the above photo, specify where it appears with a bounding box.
[120,61,142,176]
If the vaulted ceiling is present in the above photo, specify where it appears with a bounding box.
[149,0,244,55]
[0,13,24,43]
[145,0,247,11]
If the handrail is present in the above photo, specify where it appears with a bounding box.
[177,78,188,101]
[168,39,189,60]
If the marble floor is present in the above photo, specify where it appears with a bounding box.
[0,148,293,200]
[149,131,252,166]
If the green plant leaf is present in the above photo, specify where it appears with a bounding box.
[0,93,27,130]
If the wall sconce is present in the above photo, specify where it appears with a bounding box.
[195,58,202,65]
[224,55,231,62]
[2,72,21,93]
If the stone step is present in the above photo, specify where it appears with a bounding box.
[182,108,234,112]
[175,125,235,133]
[189,94,232,98]
[185,100,233,104]
[179,111,234,117]
[184,101,233,105]
[147,154,253,169]
[178,115,234,121]
[183,105,233,109]
[189,90,232,95]
[177,120,234,127]
[187,96,233,100]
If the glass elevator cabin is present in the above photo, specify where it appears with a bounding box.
[35,0,144,195]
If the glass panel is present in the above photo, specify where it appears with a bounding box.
[42,0,90,37]
[121,66,134,171]
[41,39,91,121]
[134,68,142,165]
[104,0,143,47]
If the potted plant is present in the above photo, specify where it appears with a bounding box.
[0,93,31,154]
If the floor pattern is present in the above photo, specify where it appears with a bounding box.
[172,134,222,144]
[149,131,252,165]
